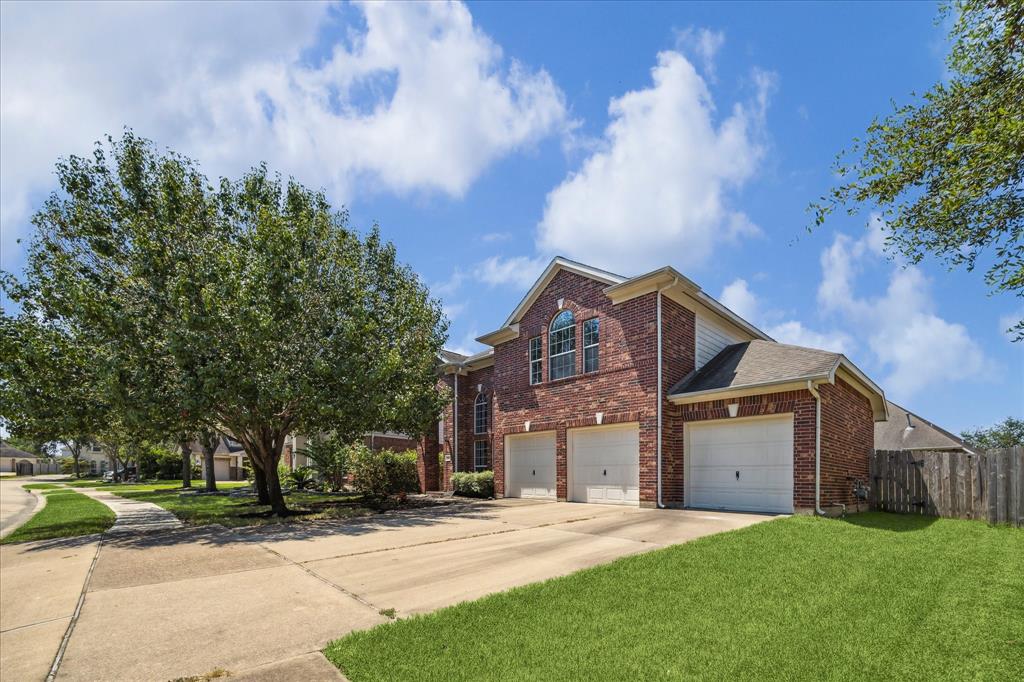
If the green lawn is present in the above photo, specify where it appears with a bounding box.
[325,513,1023,681]
[111,489,376,528]
[22,483,63,490]
[1,490,116,544]
[63,478,248,491]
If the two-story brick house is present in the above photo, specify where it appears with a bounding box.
[422,257,887,514]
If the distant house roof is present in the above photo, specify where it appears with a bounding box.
[667,340,888,421]
[1,441,36,459]
[439,349,468,364]
[875,401,971,452]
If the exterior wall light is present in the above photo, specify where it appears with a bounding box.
[596,412,604,425]
[727,403,740,418]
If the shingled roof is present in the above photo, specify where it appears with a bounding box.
[669,340,841,396]
[875,401,970,452]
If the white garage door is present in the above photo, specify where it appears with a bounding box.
[569,424,640,505]
[505,431,556,499]
[686,416,794,513]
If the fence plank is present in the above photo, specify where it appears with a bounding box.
[870,447,1023,526]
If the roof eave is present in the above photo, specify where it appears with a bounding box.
[667,373,832,405]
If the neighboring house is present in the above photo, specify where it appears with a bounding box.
[189,436,247,481]
[875,401,972,453]
[1,441,59,475]
[77,443,110,475]
[283,432,418,470]
[421,257,888,514]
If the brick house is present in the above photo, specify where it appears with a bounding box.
[420,257,888,514]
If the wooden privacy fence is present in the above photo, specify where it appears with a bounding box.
[870,447,1023,527]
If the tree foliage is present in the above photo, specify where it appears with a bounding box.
[3,131,447,514]
[961,416,1024,449]
[812,0,1024,338]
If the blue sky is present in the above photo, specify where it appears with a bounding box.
[1,1,1020,433]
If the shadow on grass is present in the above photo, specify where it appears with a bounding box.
[840,510,939,533]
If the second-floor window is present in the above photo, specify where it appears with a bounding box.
[474,440,491,471]
[529,336,542,385]
[549,309,576,380]
[583,317,599,373]
[474,393,490,434]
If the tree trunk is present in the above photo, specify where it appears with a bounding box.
[264,458,288,516]
[179,439,192,488]
[203,444,217,492]
[73,453,81,478]
[250,456,270,504]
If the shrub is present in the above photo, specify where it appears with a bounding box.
[298,435,349,492]
[350,445,420,499]
[288,466,317,491]
[452,470,494,498]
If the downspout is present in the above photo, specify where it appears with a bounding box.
[806,379,825,516]
[656,278,678,509]
[453,371,459,476]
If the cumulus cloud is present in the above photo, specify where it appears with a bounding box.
[0,1,568,269]
[534,50,772,275]
[673,27,726,79]
[718,278,852,354]
[719,279,759,322]
[817,230,989,399]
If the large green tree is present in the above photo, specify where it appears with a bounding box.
[5,132,447,514]
[0,316,108,477]
[812,0,1023,338]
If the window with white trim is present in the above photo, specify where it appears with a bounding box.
[529,336,542,385]
[583,317,599,373]
[474,393,490,434]
[474,440,491,471]
[548,310,576,380]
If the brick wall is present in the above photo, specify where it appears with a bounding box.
[668,381,873,511]
[660,297,695,506]
[490,269,662,502]
[670,389,818,509]
[818,378,873,508]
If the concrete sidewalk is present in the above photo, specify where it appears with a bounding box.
[78,488,183,534]
[0,479,42,539]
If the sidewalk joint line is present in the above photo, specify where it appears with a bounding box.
[46,536,103,682]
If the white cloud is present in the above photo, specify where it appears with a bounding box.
[673,27,725,79]
[480,232,512,243]
[719,279,759,322]
[765,321,853,355]
[817,228,989,399]
[719,278,851,353]
[0,1,568,269]
[474,255,547,290]
[535,50,772,274]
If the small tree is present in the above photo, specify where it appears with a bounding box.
[812,0,1023,338]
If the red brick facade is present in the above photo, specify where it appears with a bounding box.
[491,270,659,502]
[421,265,876,511]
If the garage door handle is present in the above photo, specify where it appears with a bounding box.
[532,470,536,476]
[735,470,740,480]
[603,469,607,476]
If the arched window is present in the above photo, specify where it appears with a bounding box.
[474,393,490,434]
[548,309,576,380]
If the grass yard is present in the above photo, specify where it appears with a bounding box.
[111,489,379,528]
[326,513,1023,682]
[22,483,63,490]
[62,478,248,491]
[1,490,116,544]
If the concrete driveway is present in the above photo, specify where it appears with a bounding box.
[1,497,775,681]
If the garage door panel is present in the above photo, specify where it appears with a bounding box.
[687,416,794,514]
[569,424,640,506]
[506,432,556,500]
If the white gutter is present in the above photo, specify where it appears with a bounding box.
[656,278,678,509]
[806,379,825,516]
